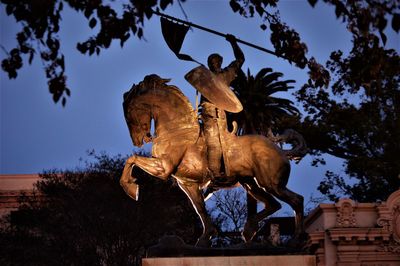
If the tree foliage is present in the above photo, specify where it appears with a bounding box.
[1,0,329,106]
[1,0,179,106]
[0,152,201,265]
[229,67,298,136]
[294,1,400,202]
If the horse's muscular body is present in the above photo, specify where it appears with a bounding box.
[120,75,304,246]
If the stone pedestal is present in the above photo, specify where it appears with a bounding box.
[144,235,313,266]
[142,255,316,266]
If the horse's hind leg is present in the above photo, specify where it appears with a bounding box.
[271,186,304,237]
[177,182,217,247]
[240,178,281,242]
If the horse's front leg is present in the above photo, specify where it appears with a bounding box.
[126,154,175,180]
[120,155,175,200]
[120,161,139,200]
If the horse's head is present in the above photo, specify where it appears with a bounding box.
[123,84,153,148]
[123,74,197,147]
[126,105,152,147]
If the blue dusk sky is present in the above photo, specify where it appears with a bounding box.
[1,1,398,207]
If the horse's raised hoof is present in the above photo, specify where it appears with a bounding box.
[242,221,258,242]
[120,182,139,201]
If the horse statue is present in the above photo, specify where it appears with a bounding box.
[120,74,305,246]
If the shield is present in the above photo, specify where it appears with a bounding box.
[185,65,243,113]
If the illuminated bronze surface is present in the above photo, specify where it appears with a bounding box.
[185,65,243,113]
[120,75,304,246]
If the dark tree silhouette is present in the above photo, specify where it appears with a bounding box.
[208,188,247,247]
[292,1,400,202]
[0,152,201,265]
[295,46,400,202]
[1,0,179,106]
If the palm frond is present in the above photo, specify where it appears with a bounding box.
[228,68,299,135]
[254,68,273,80]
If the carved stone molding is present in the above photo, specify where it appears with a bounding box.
[335,198,357,227]
[305,190,400,265]
[378,239,400,254]
[389,203,400,244]
[377,190,400,254]
[377,191,400,240]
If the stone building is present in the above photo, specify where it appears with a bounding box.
[0,174,40,217]
[306,190,400,265]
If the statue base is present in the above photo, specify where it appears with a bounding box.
[144,236,314,265]
[143,255,316,266]
[146,235,308,257]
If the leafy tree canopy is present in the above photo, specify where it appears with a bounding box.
[293,1,400,202]
[1,0,398,102]
[0,152,201,265]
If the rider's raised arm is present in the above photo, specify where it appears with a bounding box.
[226,34,245,70]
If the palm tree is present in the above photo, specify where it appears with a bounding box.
[228,68,302,227]
[228,68,300,137]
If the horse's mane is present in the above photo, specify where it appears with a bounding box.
[123,74,194,120]
[163,84,195,114]
[135,74,195,115]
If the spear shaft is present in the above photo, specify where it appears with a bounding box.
[153,10,279,58]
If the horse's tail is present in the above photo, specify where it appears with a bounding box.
[270,129,308,163]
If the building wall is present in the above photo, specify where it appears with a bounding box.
[305,190,400,266]
[0,174,40,217]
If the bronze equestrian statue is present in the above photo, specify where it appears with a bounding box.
[119,72,305,246]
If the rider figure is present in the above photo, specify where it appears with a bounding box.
[201,34,245,178]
